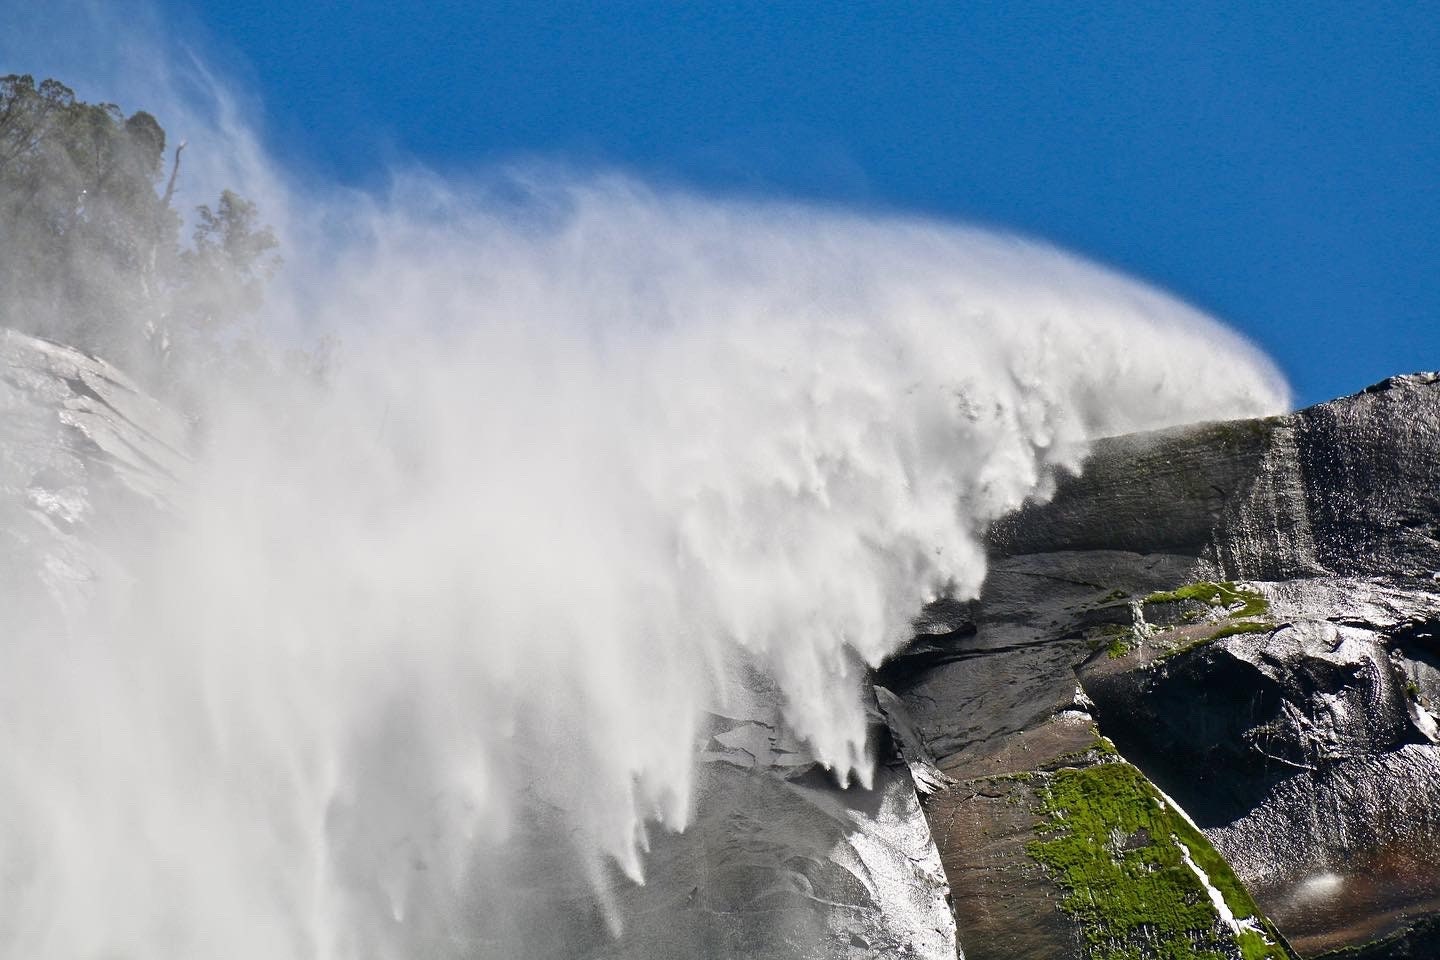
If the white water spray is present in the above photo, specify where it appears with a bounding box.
[0,14,1290,951]
[2,180,1287,958]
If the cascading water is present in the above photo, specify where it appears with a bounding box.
[1,179,1289,958]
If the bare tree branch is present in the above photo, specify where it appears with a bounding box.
[161,140,186,208]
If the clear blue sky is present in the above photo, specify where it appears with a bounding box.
[66,3,1440,404]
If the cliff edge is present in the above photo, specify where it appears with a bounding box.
[885,372,1440,958]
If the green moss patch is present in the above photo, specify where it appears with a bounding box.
[1160,619,1276,660]
[1083,583,1281,664]
[1144,581,1270,620]
[1025,760,1290,959]
[1085,623,1139,659]
[1140,582,1277,660]
[1206,620,1275,641]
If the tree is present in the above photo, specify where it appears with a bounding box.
[174,189,279,337]
[0,74,278,391]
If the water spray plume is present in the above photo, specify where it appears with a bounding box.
[4,179,1287,957]
[0,13,1289,957]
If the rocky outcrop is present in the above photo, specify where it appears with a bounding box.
[595,683,957,960]
[882,553,1300,959]
[0,328,189,628]
[438,684,960,960]
[886,372,1440,958]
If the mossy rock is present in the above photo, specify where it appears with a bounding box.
[1143,581,1270,621]
[1131,581,1278,661]
[1086,623,1140,659]
[1158,619,1277,661]
[1025,759,1294,960]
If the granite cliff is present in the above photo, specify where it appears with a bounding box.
[3,325,1436,958]
[883,370,1440,959]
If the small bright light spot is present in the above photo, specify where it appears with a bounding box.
[1296,872,1344,899]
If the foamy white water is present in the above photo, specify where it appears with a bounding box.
[2,179,1288,959]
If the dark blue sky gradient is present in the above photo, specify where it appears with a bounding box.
[158,3,1439,404]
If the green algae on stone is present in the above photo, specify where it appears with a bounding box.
[1025,760,1290,960]
[1159,619,1277,661]
[1143,581,1270,620]
[1085,583,1275,663]
[1085,623,1139,659]
[1141,581,1277,661]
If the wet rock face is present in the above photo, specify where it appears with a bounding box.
[591,679,957,960]
[0,329,189,628]
[1297,374,1440,579]
[1081,601,1440,955]
[888,372,1440,959]
[988,372,1440,584]
[353,695,961,960]
[883,555,1298,960]
[1084,620,1421,821]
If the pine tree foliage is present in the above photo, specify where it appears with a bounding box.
[0,74,278,387]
